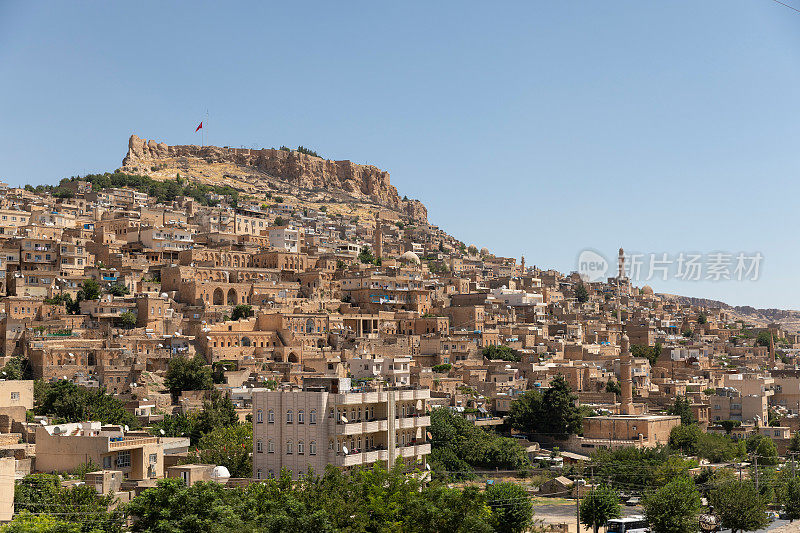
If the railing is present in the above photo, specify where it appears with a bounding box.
[108,437,159,449]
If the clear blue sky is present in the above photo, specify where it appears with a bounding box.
[2,1,799,309]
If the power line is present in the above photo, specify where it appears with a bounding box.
[772,0,800,14]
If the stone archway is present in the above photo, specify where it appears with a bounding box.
[227,288,237,305]
[213,288,224,305]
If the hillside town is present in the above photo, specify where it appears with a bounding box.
[0,144,797,532]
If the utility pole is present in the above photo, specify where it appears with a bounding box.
[754,453,759,492]
[576,479,586,533]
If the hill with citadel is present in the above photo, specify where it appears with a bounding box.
[121,135,428,223]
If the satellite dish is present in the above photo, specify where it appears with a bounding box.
[342,445,349,454]
[39,419,47,425]
[159,429,165,435]
[124,425,129,432]
[425,463,431,471]
[341,415,349,423]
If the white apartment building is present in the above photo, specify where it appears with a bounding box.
[252,378,430,479]
[136,227,194,252]
[268,227,299,253]
[348,356,412,386]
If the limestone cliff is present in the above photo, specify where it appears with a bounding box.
[121,135,427,222]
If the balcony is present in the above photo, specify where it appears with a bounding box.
[108,436,159,450]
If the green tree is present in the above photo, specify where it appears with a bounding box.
[789,430,800,452]
[35,380,139,428]
[230,304,253,321]
[485,482,532,533]
[643,476,702,533]
[698,312,707,325]
[509,375,583,440]
[428,408,529,480]
[745,434,779,466]
[184,424,252,478]
[481,345,521,362]
[15,473,123,532]
[781,476,800,522]
[696,432,745,463]
[150,412,197,439]
[757,330,775,347]
[432,363,452,373]
[574,282,589,303]
[710,480,769,533]
[667,395,696,425]
[0,356,32,380]
[78,279,101,301]
[580,485,621,533]
[0,513,83,533]
[164,355,213,400]
[116,311,137,329]
[720,419,742,434]
[669,424,701,455]
[273,216,286,226]
[194,390,239,438]
[126,478,247,533]
[605,380,622,396]
[107,282,130,297]
[358,245,376,265]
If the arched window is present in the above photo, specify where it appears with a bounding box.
[298,410,305,424]
[268,439,274,453]
[256,440,263,453]
[256,409,263,423]
[298,440,305,455]
[309,409,317,424]
[309,441,317,455]
[267,409,275,423]
[286,440,293,454]
[286,410,293,423]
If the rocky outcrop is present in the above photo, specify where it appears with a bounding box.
[122,135,427,222]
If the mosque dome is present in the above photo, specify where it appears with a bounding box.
[399,251,421,265]
[641,285,654,295]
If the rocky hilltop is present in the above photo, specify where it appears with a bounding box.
[661,293,800,330]
[121,135,427,222]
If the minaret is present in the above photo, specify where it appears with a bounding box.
[620,333,634,415]
[520,256,525,274]
[770,332,776,366]
[618,247,625,280]
[373,211,383,260]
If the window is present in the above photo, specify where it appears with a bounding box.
[286,440,293,454]
[268,439,274,453]
[103,456,112,469]
[257,440,263,453]
[298,410,305,424]
[116,450,131,468]
[298,441,305,455]
[268,409,274,423]
[10,392,19,401]
[256,409,263,423]
[309,441,317,455]
[256,468,262,480]
[309,409,317,424]
[286,410,293,423]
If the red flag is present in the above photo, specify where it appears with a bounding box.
[195,121,203,132]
